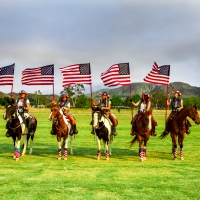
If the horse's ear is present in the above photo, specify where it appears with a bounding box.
[9,98,15,104]
[193,103,197,109]
[52,101,57,106]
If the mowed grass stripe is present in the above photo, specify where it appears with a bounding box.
[0,108,199,200]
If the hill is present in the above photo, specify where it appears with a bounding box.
[0,82,200,100]
[90,82,200,98]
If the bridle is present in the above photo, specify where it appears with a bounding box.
[6,104,22,132]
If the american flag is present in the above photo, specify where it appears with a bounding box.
[0,63,15,85]
[100,63,131,87]
[59,63,91,87]
[22,64,54,85]
[143,62,170,86]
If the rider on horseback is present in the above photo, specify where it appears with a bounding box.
[50,93,78,135]
[162,90,191,135]
[6,90,35,137]
[130,92,157,136]
[90,91,118,136]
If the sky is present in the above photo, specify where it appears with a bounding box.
[0,0,200,95]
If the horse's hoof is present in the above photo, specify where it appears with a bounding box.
[64,157,68,160]
[97,156,100,160]
[58,157,62,160]
[180,157,184,160]
[140,157,144,162]
[106,157,109,161]
[173,157,177,160]
[13,156,16,159]
[16,158,19,161]
[21,153,25,157]
[143,157,146,161]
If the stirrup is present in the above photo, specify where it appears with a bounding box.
[186,129,191,134]
[151,132,157,136]
[50,130,56,135]
[6,132,11,137]
[112,131,117,136]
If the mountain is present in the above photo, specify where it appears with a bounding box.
[0,82,200,100]
[89,82,200,98]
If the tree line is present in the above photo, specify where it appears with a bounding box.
[0,85,200,109]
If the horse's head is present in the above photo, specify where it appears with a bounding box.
[4,103,17,121]
[49,103,60,121]
[189,104,200,124]
[141,110,152,129]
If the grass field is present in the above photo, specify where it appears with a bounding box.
[0,108,200,200]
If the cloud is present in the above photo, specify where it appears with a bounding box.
[0,0,200,94]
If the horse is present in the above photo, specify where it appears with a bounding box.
[3,103,37,161]
[49,103,74,160]
[92,107,113,160]
[129,110,153,162]
[160,104,200,160]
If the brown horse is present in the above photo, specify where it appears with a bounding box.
[160,104,200,160]
[130,110,153,162]
[49,103,74,160]
[4,103,37,161]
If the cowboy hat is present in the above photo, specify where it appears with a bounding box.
[172,90,181,96]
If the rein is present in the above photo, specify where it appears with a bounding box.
[52,107,68,133]
[96,111,107,130]
[8,112,23,132]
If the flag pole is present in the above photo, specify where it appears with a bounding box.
[52,83,55,101]
[130,83,134,119]
[10,84,13,100]
[165,85,169,123]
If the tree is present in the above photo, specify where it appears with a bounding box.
[61,84,85,107]
[34,90,46,107]
[111,95,123,107]
[76,94,90,108]
[151,89,165,109]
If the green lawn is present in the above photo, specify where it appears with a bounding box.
[0,108,200,200]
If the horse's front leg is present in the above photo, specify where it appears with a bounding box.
[64,137,69,160]
[57,137,62,160]
[178,133,185,160]
[171,133,177,160]
[104,140,109,160]
[138,135,144,162]
[96,136,101,160]
[21,135,27,156]
[142,134,150,161]
[14,138,21,161]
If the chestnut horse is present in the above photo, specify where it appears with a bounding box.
[49,103,74,160]
[160,104,200,160]
[4,103,37,161]
[130,110,153,162]
[92,107,113,160]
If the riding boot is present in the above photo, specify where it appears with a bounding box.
[29,124,34,136]
[151,126,157,136]
[162,121,170,134]
[111,126,117,136]
[130,123,137,136]
[73,124,78,135]
[50,123,56,135]
[91,128,95,135]
[5,121,11,137]
[186,126,191,134]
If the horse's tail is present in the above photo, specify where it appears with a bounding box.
[129,136,138,147]
[159,131,169,139]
